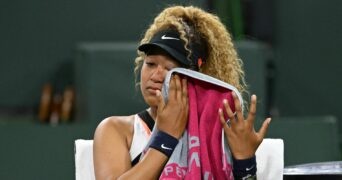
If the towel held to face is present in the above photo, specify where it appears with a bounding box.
[142,68,243,179]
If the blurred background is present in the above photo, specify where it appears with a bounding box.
[0,0,341,179]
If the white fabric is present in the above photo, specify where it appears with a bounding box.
[256,138,284,180]
[129,114,150,160]
[75,139,95,180]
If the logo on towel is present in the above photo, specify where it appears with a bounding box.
[161,35,180,40]
[161,144,173,150]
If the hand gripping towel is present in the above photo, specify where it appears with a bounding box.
[142,68,244,180]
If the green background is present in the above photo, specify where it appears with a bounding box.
[0,0,341,179]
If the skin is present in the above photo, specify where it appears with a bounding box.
[93,49,270,179]
[219,93,271,159]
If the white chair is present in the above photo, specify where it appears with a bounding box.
[75,139,95,180]
[74,138,284,180]
[256,138,284,180]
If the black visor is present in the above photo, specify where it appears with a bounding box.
[138,29,207,70]
[138,29,192,66]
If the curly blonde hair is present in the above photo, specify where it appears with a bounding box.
[135,5,247,97]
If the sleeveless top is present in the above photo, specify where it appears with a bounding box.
[129,110,154,166]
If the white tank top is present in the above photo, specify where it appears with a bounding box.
[129,114,152,160]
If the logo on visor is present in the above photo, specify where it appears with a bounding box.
[161,35,180,40]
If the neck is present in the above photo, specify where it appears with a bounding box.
[148,107,157,121]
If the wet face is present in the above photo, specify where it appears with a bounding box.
[140,48,180,107]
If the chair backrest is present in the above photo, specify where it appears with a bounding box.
[75,139,95,180]
[74,138,283,180]
[256,138,284,180]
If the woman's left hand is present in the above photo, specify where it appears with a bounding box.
[218,92,271,159]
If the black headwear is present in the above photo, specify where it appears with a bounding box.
[138,29,207,70]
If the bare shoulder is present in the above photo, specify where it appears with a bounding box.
[94,115,135,144]
[95,115,135,132]
[93,115,136,178]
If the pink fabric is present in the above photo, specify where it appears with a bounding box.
[160,77,235,179]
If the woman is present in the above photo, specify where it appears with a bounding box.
[93,5,270,179]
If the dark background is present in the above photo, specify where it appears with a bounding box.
[0,0,341,179]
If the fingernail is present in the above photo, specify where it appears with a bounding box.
[267,118,272,124]
[223,99,227,104]
[218,108,222,113]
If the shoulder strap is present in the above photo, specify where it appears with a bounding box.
[131,110,155,167]
[131,154,141,167]
[137,110,155,131]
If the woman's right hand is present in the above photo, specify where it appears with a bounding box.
[155,74,189,139]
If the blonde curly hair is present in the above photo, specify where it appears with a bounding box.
[135,5,247,97]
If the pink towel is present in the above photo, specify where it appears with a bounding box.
[140,68,241,179]
[155,68,239,180]
[186,78,234,179]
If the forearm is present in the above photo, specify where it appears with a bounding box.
[117,148,168,180]
[119,130,179,179]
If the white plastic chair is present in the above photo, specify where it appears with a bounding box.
[74,138,284,180]
[256,138,284,180]
[75,139,95,180]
